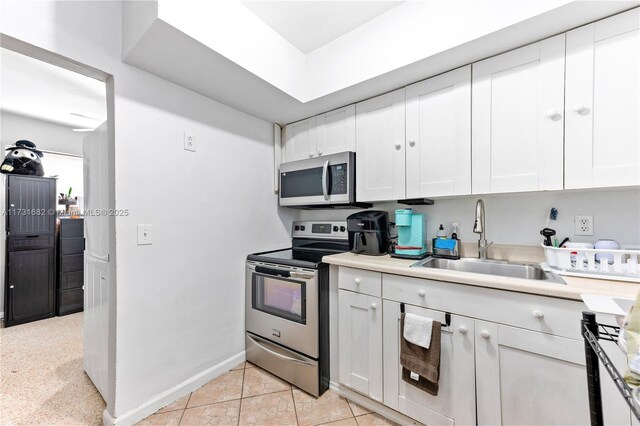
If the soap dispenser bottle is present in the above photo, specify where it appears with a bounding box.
[437,224,447,239]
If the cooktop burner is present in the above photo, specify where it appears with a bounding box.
[247,248,331,269]
[247,220,350,269]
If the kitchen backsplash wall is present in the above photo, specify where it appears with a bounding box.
[300,187,640,247]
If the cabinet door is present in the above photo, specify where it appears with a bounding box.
[6,248,55,325]
[316,104,356,157]
[565,9,640,189]
[7,175,56,236]
[356,89,406,202]
[475,321,630,426]
[338,289,383,401]
[383,301,475,426]
[472,35,565,194]
[406,66,471,198]
[284,117,317,162]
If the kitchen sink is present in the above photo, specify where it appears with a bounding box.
[412,257,566,284]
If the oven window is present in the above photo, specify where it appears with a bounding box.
[253,275,306,324]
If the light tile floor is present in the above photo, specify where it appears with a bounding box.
[138,362,399,426]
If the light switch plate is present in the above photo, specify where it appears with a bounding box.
[137,224,153,245]
[184,132,196,152]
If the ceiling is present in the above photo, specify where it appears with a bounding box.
[0,48,107,129]
[241,1,404,53]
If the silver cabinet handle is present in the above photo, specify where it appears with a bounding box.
[247,334,314,366]
[322,160,329,201]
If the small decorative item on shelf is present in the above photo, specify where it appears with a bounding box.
[58,187,78,214]
[542,244,640,282]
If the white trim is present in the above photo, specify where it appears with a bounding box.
[103,351,245,426]
[330,381,423,426]
[273,123,282,193]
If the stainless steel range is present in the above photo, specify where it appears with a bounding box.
[245,220,348,396]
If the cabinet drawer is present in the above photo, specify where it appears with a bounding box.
[60,254,84,273]
[57,288,83,315]
[60,237,84,255]
[60,271,83,290]
[339,267,381,297]
[383,274,585,339]
[60,219,83,237]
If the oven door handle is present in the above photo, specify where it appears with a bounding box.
[255,266,291,278]
[247,334,315,366]
[289,272,315,280]
[322,160,329,201]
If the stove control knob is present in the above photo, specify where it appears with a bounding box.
[300,225,305,231]
[333,226,339,232]
[340,226,346,232]
[294,225,300,231]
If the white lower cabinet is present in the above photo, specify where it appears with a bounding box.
[336,268,632,425]
[338,289,383,402]
[475,321,631,426]
[383,301,476,426]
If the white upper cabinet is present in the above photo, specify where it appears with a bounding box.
[356,89,406,202]
[284,116,317,162]
[283,105,356,163]
[472,34,566,194]
[316,104,356,157]
[406,66,471,198]
[565,8,640,189]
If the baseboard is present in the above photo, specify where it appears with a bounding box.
[329,381,422,426]
[103,351,245,426]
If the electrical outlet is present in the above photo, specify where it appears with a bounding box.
[184,132,196,152]
[574,215,593,236]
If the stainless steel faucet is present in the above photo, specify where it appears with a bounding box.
[473,199,493,260]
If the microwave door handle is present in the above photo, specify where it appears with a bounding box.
[322,160,329,201]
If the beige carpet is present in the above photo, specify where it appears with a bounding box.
[0,313,105,425]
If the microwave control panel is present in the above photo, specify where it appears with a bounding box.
[330,163,348,195]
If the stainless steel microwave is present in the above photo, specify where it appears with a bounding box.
[279,151,358,208]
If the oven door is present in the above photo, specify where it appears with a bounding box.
[246,262,319,358]
[279,151,354,207]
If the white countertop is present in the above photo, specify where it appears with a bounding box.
[322,252,640,302]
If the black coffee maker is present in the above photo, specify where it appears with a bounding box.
[346,210,391,256]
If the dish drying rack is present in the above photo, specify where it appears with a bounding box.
[542,244,640,282]
[581,312,640,425]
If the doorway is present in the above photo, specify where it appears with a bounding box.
[0,38,116,424]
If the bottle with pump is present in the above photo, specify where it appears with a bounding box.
[437,224,447,239]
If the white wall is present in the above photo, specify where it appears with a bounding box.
[158,0,307,101]
[1,111,85,155]
[301,188,640,247]
[0,1,296,422]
